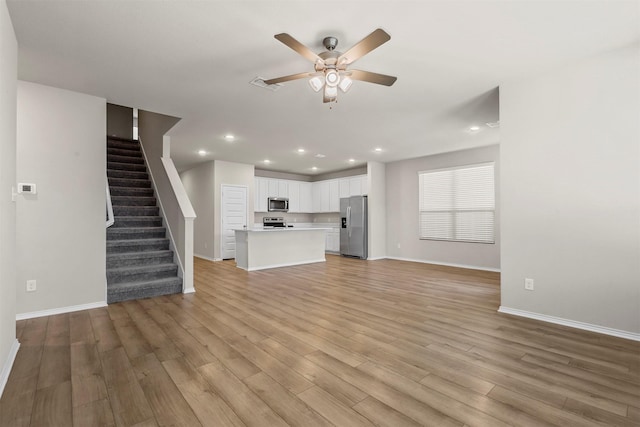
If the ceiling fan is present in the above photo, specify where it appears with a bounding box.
[264,28,397,104]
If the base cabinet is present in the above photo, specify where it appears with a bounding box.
[326,229,340,252]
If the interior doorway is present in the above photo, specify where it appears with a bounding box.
[221,184,247,260]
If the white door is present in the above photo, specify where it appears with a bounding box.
[221,184,247,260]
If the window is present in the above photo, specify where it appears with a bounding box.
[419,162,495,243]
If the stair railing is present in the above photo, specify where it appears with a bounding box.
[106,178,114,228]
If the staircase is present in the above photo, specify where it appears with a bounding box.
[106,136,182,303]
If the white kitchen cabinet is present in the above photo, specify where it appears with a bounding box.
[255,174,367,213]
[360,175,368,195]
[349,176,362,196]
[329,179,340,212]
[278,180,288,198]
[267,179,279,198]
[320,181,330,212]
[325,228,340,252]
[299,182,312,212]
[339,178,350,199]
[311,181,330,212]
[311,182,321,212]
[313,181,331,212]
[254,177,268,212]
[288,180,300,212]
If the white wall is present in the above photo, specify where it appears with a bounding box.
[385,145,500,271]
[0,0,18,397]
[16,82,106,315]
[500,45,640,335]
[213,160,254,259]
[180,161,215,260]
[367,161,386,260]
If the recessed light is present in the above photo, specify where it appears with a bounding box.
[198,150,207,156]
[311,166,318,171]
[297,148,305,153]
[224,134,235,141]
[263,159,271,164]
[469,126,480,131]
[315,154,326,158]
[348,158,356,163]
[374,148,382,152]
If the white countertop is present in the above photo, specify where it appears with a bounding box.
[235,227,332,232]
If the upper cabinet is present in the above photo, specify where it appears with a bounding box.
[288,181,300,212]
[254,174,367,213]
[255,177,268,212]
[299,182,313,213]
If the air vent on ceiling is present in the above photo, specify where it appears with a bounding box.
[250,77,283,92]
[486,121,500,128]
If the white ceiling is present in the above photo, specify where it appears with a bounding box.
[7,1,639,174]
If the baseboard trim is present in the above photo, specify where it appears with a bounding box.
[239,258,326,272]
[498,306,640,342]
[183,286,196,294]
[385,256,500,273]
[194,254,218,262]
[366,256,386,261]
[0,339,20,399]
[16,301,107,321]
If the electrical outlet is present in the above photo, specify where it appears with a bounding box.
[524,278,534,291]
[26,280,37,292]
[397,243,401,249]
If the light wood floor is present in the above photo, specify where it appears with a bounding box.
[1,255,639,426]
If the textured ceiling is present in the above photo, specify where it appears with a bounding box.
[7,1,639,174]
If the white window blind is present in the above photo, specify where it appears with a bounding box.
[419,163,495,243]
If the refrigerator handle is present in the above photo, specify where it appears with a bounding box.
[347,206,352,237]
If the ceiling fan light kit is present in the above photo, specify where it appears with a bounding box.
[264,28,397,104]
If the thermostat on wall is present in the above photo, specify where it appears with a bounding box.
[17,183,37,194]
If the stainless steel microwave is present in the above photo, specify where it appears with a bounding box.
[268,197,289,212]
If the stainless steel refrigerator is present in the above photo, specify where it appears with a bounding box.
[340,195,368,259]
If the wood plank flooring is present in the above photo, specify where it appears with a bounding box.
[1,255,639,426]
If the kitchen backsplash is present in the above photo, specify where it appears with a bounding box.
[253,212,341,224]
[312,213,342,223]
[254,212,313,224]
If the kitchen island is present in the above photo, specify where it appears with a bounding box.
[234,227,329,271]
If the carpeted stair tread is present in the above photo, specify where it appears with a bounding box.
[113,205,159,216]
[107,227,166,240]
[111,196,156,206]
[107,161,147,172]
[107,141,140,151]
[107,277,182,303]
[110,187,154,197]
[107,147,142,157]
[112,216,162,228]
[107,238,170,253]
[107,136,139,143]
[107,250,174,268]
[108,177,151,188]
[107,154,145,165]
[107,139,140,148]
[107,169,149,180]
[107,263,178,284]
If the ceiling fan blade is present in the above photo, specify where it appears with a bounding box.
[274,33,323,63]
[349,69,397,86]
[337,28,391,65]
[264,72,314,85]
